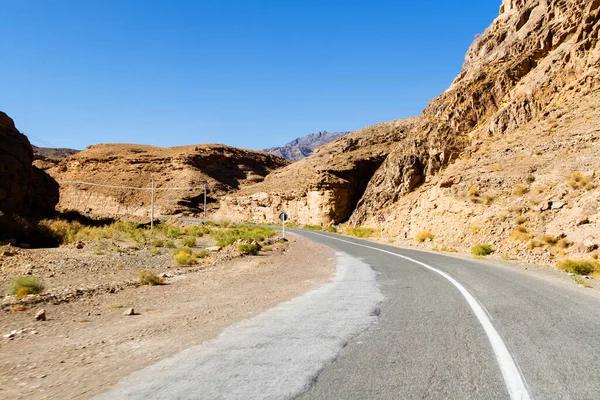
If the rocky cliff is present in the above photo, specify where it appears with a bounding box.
[0,111,59,216]
[265,131,350,161]
[219,0,600,264]
[215,118,419,225]
[47,144,288,218]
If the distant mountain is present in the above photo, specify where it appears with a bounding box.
[265,131,350,161]
[32,145,79,160]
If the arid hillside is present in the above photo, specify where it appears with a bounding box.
[48,144,288,218]
[32,146,80,170]
[218,0,600,264]
[215,118,419,224]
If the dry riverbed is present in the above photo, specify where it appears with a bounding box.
[0,233,336,399]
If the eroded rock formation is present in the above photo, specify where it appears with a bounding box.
[0,111,59,216]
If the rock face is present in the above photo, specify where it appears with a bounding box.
[0,111,59,216]
[47,144,288,218]
[215,118,419,225]
[265,131,350,161]
[220,0,600,264]
[352,0,600,223]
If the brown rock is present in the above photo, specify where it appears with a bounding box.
[35,309,46,321]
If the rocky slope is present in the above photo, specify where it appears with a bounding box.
[0,111,59,216]
[265,131,350,161]
[48,144,288,218]
[219,0,600,264]
[215,118,419,225]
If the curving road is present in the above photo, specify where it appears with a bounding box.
[99,228,600,400]
[293,230,600,400]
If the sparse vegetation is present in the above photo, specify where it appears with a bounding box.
[571,274,592,288]
[513,184,530,196]
[180,236,196,247]
[165,240,175,248]
[347,227,375,238]
[238,243,260,255]
[149,248,161,255]
[195,249,210,259]
[515,216,528,225]
[150,239,164,247]
[325,226,338,233]
[416,231,434,243]
[472,244,493,256]
[557,259,600,275]
[302,225,322,230]
[8,276,45,299]
[211,225,275,247]
[138,270,164,286]
[567,171,594,190]
[510,226,530,242]
[174,250,197,266]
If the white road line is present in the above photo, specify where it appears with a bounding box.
[307,231,532,400]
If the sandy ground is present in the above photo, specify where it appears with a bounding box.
[0,234,336,400]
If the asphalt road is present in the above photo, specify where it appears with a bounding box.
[292,230,600,400]
[99,228,600,400]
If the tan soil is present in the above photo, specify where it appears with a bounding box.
[0,233,335,400]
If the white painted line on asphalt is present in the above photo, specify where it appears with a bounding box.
[307,232,532,400]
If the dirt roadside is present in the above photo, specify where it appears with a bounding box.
[0,233,336,400]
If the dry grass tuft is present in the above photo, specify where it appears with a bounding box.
[138,270,164,286]
[8,276,45,299]
[510,226,530,242]
[416,231,434,243]
[513,184,530,196]
[557,259,599,275]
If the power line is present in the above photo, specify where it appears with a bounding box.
[0,118,57,148]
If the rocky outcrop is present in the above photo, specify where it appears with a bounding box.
[47,144,288,217]
[351,0,600,224]
[265,131,350,161]
[32,146,80,170]
[0,111,59,216]
[215,118,419,224]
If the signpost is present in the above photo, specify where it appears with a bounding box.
[378,214,385,237]
[279,212,289,239]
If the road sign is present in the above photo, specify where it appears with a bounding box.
[378,215,385,222]
[279,212,289,221]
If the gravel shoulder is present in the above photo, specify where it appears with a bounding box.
[0,233,335,400]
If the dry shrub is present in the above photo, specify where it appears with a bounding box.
[8,276,45,299]
[469,224,482,234]
[513,184,530,196]
[542,235,559,245]
[557,259,599,275]
[515,216,528,225]
[510,226,530,242]
[416,231,434,243]
[567,171,592,190]
[174,250,197,265]
[472,244,493,256]
[138,270,164,286]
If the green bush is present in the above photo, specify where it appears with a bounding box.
[8,276,45,298]
[166,227,182,239]
[472,244,493,256]
[150,239,164,247]
[195,249,210,259]
[138,270,164,286]
[174,250,197,266]
[180,236,196,247]
[149,248,161,255]
[165,240,175,248]
[325,226,338,233]
[184,225,210,237]
[238,243,260,255]
[302,225,322,231]
[211,226,276,247]
[348,227,375,238]
[286,222,298,228]
[557,259,599,275]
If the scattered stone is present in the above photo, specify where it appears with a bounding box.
[35,309,46,321]
[551,201,566,210]
[158,272,172,278]
[75,242,85,249]
[206,246,221,252]
[576,218,590,226]
[123,308,136,316]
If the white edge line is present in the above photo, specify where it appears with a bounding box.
[306,231,532,400]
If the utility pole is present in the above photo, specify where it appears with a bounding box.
[203,182,207,219]
[151,176,155,229]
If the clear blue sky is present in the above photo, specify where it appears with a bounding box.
[1,1,499,151]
